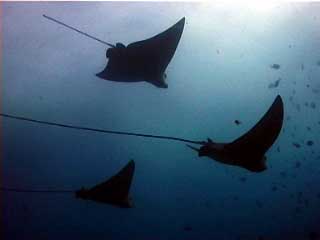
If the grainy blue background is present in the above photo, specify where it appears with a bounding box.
[2,2,320,239]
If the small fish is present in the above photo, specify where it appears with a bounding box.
[268,78,281,89]
[292,143,301,148]
[270,63,280,70]
[310,102,316,109]
[234,120,241,125]
[306,140,314,146]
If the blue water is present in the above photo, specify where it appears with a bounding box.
[2,2,320,240]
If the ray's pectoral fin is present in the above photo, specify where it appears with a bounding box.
[225,95,284,171]
[75,160,135,208]
[239,155,268,172]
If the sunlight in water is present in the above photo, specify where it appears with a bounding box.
[199,1,284,16]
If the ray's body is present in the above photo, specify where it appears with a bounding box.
[96,17,185,88]
[187,96,284,172]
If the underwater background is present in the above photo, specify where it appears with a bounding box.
[2,1,320,239]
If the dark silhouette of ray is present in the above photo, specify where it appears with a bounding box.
[187,95,284,172]
[268,78,281,89]
[0,160,135,208]
[270,63,280,70]
[43,14,185,88]
[76,160,135,208]
[96,17,185,88]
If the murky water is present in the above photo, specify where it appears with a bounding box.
[2,2,320,240]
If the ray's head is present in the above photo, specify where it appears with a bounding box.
[106,43,126,59]
[106,47,115,59]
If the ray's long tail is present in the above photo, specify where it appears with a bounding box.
[43,14,115,48]
[0,113,204,145]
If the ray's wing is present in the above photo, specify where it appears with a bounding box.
[226,95,284,157]
[87,160,135,202]
[126,17,185,76]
